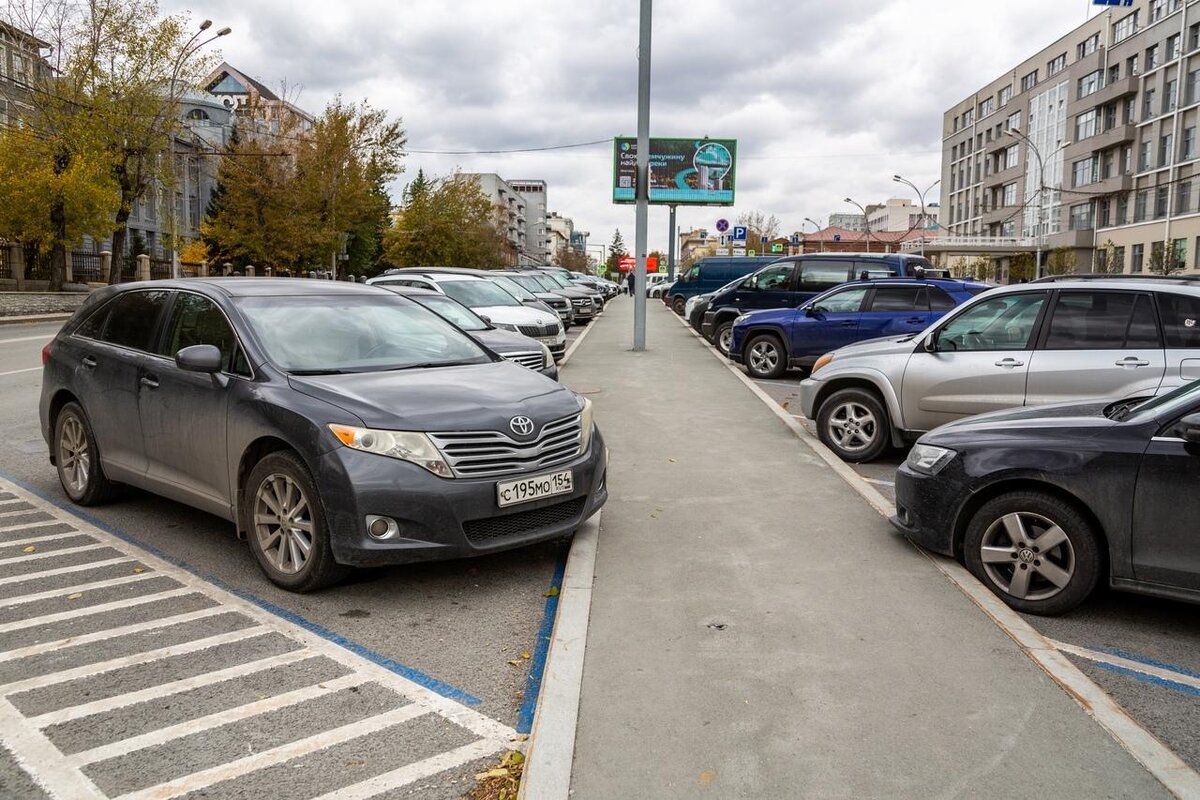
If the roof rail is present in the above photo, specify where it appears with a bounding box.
[1031,273,1200,283]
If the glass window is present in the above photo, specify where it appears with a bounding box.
[744,264,795,291]
[1114,11,1139,44]
[999,85,1013,107]
[936,293,1046,352]
[1044,292,1159,350]
[929,288,958,311]
[1003,182,1017,206]
[1078,33,1101,59]
[1133,243,1146,272]
[811,287,868,313]
[798,261,851,292]
[1075,109,1100,140]
[1158,293,1200,347]
[1048,54,1067,76]
[1021,71,1039,92]
[160,292,244,374]
[74,299,115,340]
[100,290,170,352]
[868,286,925,312]
[1078,70,1104,99]
[410,294,488,331]
[438,279,522,308]
[1147,44,1160,71]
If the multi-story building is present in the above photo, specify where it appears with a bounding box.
[942,0,1200,274]
[0,20,51,127]
[866,198,939,232]
[510,180,550,264]
[204,62,314,135]
[546,212,574,260]
[828,212,866,232]
[467,173,528,263]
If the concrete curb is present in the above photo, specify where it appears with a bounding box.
[674,311,1200,799]
[0,314,72,326]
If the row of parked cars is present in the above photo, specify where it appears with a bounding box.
[670,253,1200,615]
[40,266,612,592]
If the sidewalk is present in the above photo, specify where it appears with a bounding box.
[560,297,1168,798]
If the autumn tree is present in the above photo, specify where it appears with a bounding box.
[1008,252,1036,283]
[383,172,510,268]
[1044,246,1078,276]
[605,229,627,273]
[737,210,781,247]
[1148,240,1185,275]
[554,247,591,272]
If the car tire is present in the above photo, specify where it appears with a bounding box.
[713,320,735,355]
[53,401,119,505]
[244,451,350,592]
[963,492,1101,616]
[816,388,890,463]
[671,296,686,315]
[744,333,787,379]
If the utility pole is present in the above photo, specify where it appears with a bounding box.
[845,198,872,253]
[633,0,652,351]
[667,204,677,281]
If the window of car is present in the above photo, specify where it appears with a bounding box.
[812,287,868,313]
[741,264,793,292]
[410,294,489,332]
[491,275,538,302]
[854,260,900,280]
[1042,292,1161,350]
[159,292,249,375]
[74,298,116,339]
[929,287,958,310]
[867,286,925,312]
[936,292,1047,352]
[679,266,699,283]
[438,279,521,308]
[99,290,171,352]
[1156,292,1200,348]
[798,260,851,293]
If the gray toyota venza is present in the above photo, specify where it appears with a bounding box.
[39,279,607,591]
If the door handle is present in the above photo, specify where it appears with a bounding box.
[841,321,856,327]
[905,317,925,325]
[994,358,1025,368]
[81,356,97,369]
[139,375,159,389]
[1115,357,1150,367]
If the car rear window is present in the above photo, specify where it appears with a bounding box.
[868,286,925,311]
[1157,292,1200,348]
[929,287,958,310]
[100,290,170,352]
[1043,292,1160,350]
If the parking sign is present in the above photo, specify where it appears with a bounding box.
[732,226,748,241]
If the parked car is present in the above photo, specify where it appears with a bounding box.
[40,280,607,591]
[644,274,671,296]
[684,277,745,333]
[368,268,568,324]
[506,270,598,322]
[800,276,1200,462]
[380,286,559,374]
[534,269,606,312]
[893,378,1200,615]
[650,279,674,299]
[728,278,991,379]
[665,256,780,315]
[568,273,619,300]
[365,273,567,358]
[701,252,938,352]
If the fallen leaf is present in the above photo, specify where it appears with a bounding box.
[782,400,791,410]
[67,593,83,600]
[133,567,145,574]
[700,769,715,785]
[543,586,559,597]
[520,651,531,660]
[507,659,522,667]
[501,751,525,767]
[512,734,530,742]
[22,546,35,553]
[474,768,509,780]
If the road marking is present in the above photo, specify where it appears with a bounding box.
[0,529,90,549]
[0,556,137,587]
[862,477,896,488]
[1054,640,1200,697]
[314,738,507,800]
[0,586,195,634]
[0,367,40,378]
[0,571,160,608]
[0,542,108,566]
[0,696,106,799]
[0,335,52,345]
[0,519,63,535]
[672,310,1200,799]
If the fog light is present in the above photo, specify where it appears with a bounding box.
[366,515,399,540]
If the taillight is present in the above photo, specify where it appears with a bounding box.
[41,342,52,365]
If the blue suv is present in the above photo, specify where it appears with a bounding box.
[728,278,991,379]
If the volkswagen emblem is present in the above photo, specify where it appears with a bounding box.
[509,416,535,437]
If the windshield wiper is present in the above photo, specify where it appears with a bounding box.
[377,360,480,372]
[289,368,352,376]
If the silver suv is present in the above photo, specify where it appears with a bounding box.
[799,277,1200,462]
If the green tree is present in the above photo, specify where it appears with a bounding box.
[554,247,591,272]
[384,173,510,268]
[1148,239,1185,275]
[1095,239,1120,274]
[1009,252,1036,283]
[605,229,627,273]
[1045,246,1078,276]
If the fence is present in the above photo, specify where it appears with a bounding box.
[25,251,52,281]
[149,257,172,280]
[71,251,103,282]
[0,247,9,280]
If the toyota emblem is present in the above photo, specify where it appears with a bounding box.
[509,416,535,436]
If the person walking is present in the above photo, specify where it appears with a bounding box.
[626,269,635,296]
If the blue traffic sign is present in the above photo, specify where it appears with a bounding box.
[715,219,730,233]
[1092,0,1132,6]
[790,234,801,245]
[732,226,748,241]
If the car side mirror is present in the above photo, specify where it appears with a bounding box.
[1180,413,1200,445]
[804,305,817,317]
[479,314,492,325]
[923,332,938,353]
[175,344,222,373]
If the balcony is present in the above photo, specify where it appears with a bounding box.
[1085,74,1140,108]
[1049,228,1096,249]
[1087,172,1134,194]
[1065,124,1137,159]
[984,163,1023,188]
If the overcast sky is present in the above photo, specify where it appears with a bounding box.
[164,0,1103,255]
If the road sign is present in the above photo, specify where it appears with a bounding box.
[771,243,784,253]
[716,219,730,233]
[714,248,730,256]
[747,250,756,256]
[732,226,748,241]
[790,234,801,245]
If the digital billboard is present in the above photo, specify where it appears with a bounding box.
[613,137,737,206]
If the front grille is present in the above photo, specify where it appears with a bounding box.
[428,414,582,478]
[502,351,545,370]
[464,497,586,545]
[571,298,593,309]
[545,297,568,309]
[518,323,560,337]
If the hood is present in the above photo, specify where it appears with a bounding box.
[827,335,919,360]
[288,361,571,430]
[735,307,794,326]
[473,327,544,355]
[475,305,559,327]
[924,400,1118,446]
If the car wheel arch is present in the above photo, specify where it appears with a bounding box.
[47,390,82,464]
[235,436,312,538]
[812,376,903,441]
[743,327,789,354]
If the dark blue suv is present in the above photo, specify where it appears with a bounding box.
[701,252,938,353]
[728,278,991,379]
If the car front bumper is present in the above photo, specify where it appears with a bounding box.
[316,429,608,567]
[891,460,967,557]
[798,378,822,420]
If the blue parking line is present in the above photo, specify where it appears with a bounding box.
[1089,645,1200,683]
[1088,661,1200,698]
[516,548,568,734]
[0,469,483,707]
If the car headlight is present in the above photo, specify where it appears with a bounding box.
[540,341,554,368]
[577,396,595,452]
[906,444,957,475]
[812,352,835,374]
[328,424,452,477]
[493,321,519,332]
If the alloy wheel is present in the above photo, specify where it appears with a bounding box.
[979,512,1075,601]
[748,340,780,375]
[254,473,314,575]
[826,401,877,454]
[718,327,734,354]
[57,415,90,496]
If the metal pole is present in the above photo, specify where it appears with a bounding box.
[667,204,677,281]
[632,0,652,351]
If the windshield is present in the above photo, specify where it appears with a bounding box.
[238,295,489,372]
[489,275,538,302]
[538,272,570,288]
[410,294,488,332]
[1123,379,1200,422]
[507,274,553,293]
[439,279,522,308]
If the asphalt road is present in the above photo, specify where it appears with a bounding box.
[698,313,1200,775]
[0,310,599,798]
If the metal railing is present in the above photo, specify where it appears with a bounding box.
[900,236,1037,252]
[149,257,172,280]
[71,251,102,282]
[0,247,9,280]
[25,251,52,280]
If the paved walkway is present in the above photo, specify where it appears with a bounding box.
[563,298,1169,798]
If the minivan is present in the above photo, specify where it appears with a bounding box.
[699,252,937,351]
[665,256,780,315]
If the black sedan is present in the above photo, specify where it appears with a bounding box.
[40,280,607,592]
[892,381,1200,615]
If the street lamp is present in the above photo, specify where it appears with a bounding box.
[1004,129,1071,279]
[892,174,940,259]
[802,217,823,253]
[844,198,872,253]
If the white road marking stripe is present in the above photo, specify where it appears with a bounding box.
[0,697,106,799]
[0,367,41,378]
[0,335,52,345]
[67,673,369,767]
[0,530,87,550]
[862,477,896,487]
[0,606,232,664]
[0,520,61,535]
[0,571,160,609]
[0,556,138,587]
[311,737,506,800]
[1052,640,1200,693]
[1,626,268,695]
[114,704,432,800]
[0,542,108,567]
[29,648,314,728]
[0,586,195,635]
[0,499,32,509]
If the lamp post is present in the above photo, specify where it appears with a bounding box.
[803,217,823,253]
[892,175,940,258]
[844,198,872,253]
[1004,129,1071,279]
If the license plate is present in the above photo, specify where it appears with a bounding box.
[539,334,566,347]
[497,470,574,508]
